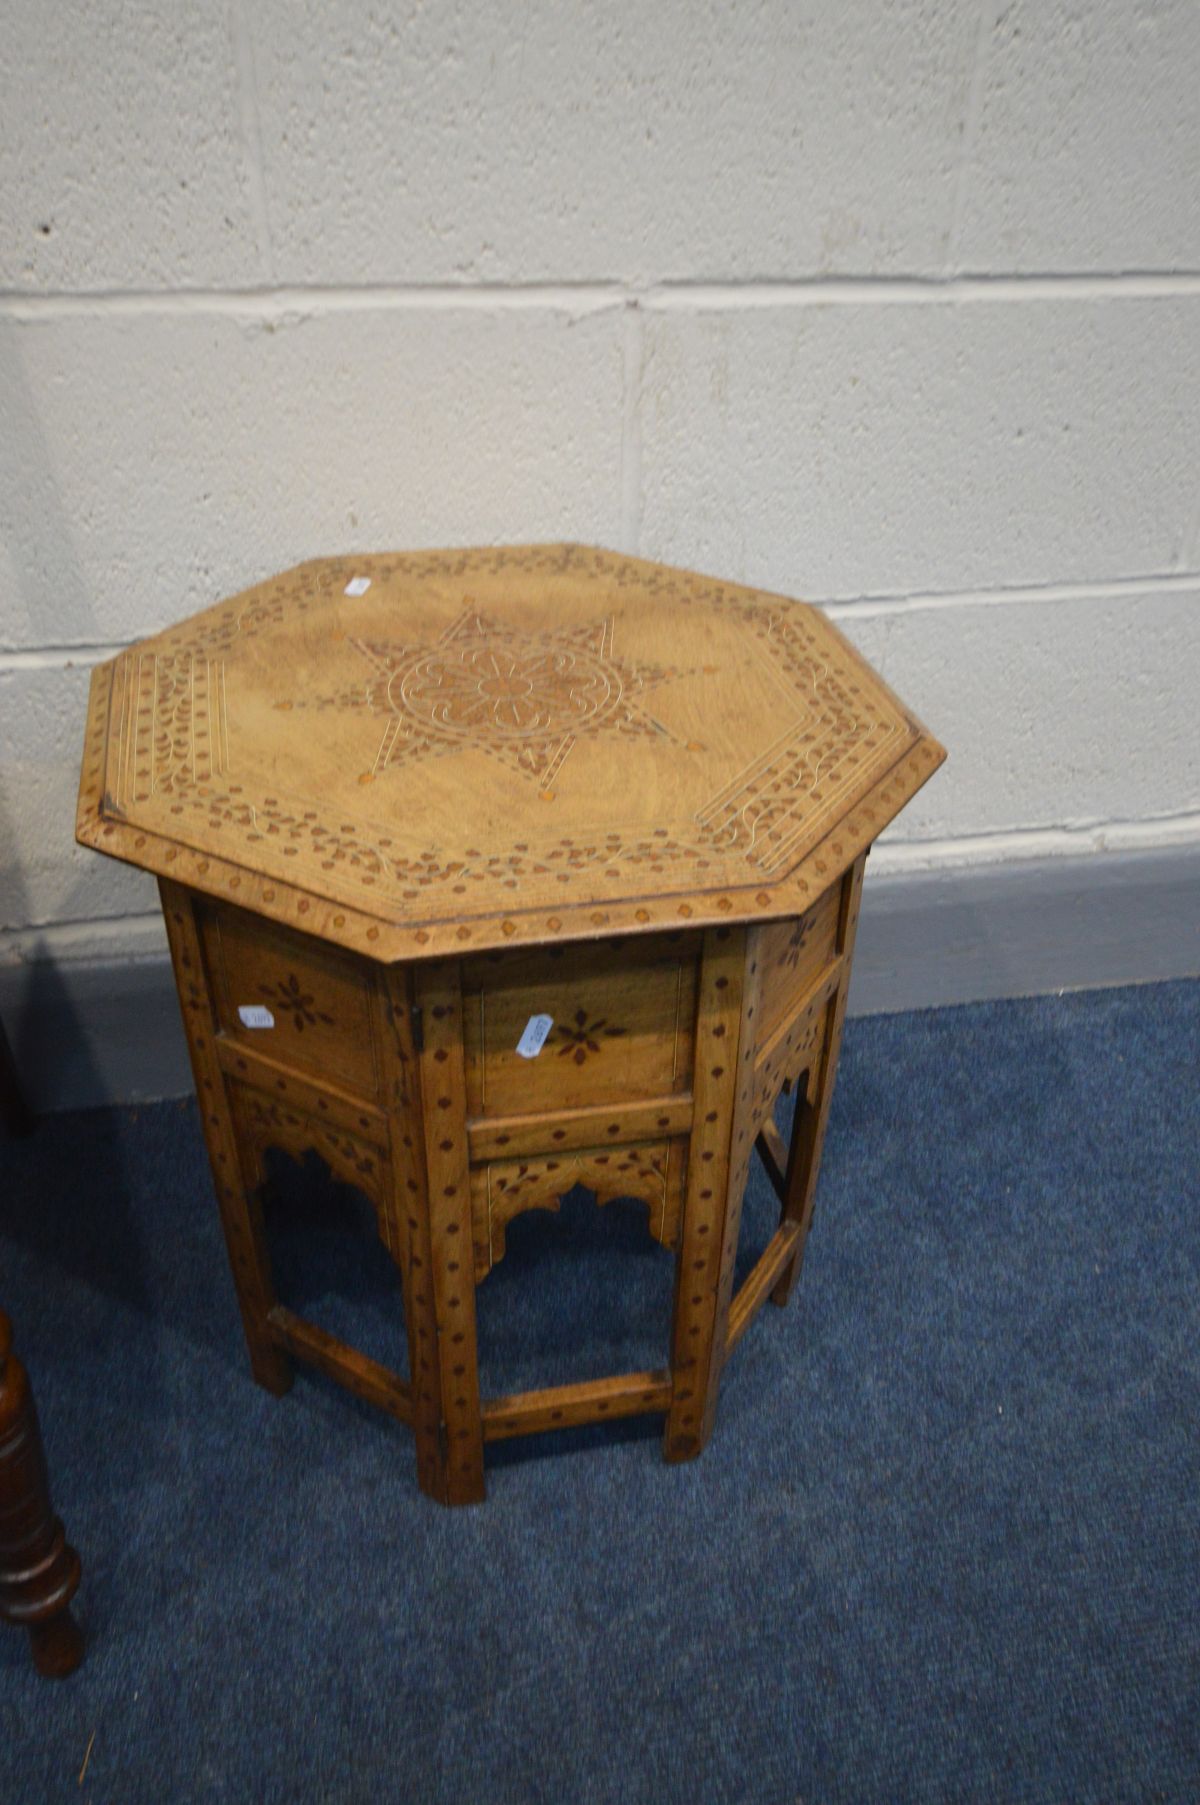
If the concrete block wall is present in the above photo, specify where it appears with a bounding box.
[2,1,1198,1102]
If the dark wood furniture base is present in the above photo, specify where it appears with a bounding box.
[0,1314,83,1677]
[0,1017,34,1139]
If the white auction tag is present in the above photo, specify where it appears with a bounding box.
[238,1005,275,1030]
[515,1013,554,1059]
[343,576,371,596]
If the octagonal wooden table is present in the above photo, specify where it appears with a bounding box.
[77,545,944,1505]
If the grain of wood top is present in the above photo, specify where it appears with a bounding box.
[77,543,945,960]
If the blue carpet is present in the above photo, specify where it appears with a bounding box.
[2,980,1198,1803]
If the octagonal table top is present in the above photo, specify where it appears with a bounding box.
[77,544,945,961]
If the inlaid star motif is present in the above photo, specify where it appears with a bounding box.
[324,609,692,793]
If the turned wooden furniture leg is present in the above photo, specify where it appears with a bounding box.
[0,1315,83,1678]
[160,879,293,1396]
[771,852,867,1308]
[412,963,485,1505]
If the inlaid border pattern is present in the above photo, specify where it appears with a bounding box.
[78,548,946,961]
[101,558,910,891]
[109,651,229,808]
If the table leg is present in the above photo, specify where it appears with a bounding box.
[375,971,446,1503]
[412,965,485,1506]
[665,926,753,1462]
[771,853,866,1307]
[160,880,293,1396]
[0,1314,83,1678]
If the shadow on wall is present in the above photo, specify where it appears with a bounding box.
[0,786,158,1327]
[2,320,191,1108]
[0,662,189,1111]
[1,312,107,1110]
[849,850,1200,1018]
[0,315,98,647]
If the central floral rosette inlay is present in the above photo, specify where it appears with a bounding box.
[296,607,692,791]
[392,643,617,740]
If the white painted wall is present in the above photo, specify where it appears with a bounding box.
[2,0,1199,979]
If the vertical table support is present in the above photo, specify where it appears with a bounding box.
[411,962,486,1506]
[373,968,446,1501]
[665,925,755,1462]
[160,878,293,1396]
[771,852,867,1306]
[699,920,769,1446]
